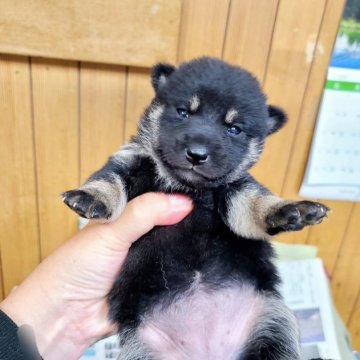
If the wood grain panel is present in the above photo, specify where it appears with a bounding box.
[332,204,360,323]
[348,289,360,350]
[307,200,353,273]
[0,55,40,295]
[251,0,326,195]
[303,0,350,275]
[124,68,154,142]
[31,58,79,258]
[0,258,3,300]
[0,0,181,67]
[223,0,279,82]
[279,0,346,246]
[80,63,126,182]
[177,0,230,61]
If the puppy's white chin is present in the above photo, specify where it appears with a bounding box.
[171,168,223,188]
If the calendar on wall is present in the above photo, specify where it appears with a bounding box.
[300,1,360,202]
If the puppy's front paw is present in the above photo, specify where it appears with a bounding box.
[266,201,330,235]
[62,189,112,220]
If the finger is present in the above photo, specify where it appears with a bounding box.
[100,192,193,248]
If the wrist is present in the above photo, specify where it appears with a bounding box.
[0,266,93,359]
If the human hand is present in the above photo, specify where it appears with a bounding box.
[0,193,193,360]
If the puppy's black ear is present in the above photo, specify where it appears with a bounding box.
[151,63,176,92]
[267,105,287,135]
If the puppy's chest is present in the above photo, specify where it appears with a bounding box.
[139,282,265,360]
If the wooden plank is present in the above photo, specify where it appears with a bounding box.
[124,68,154,142]
[304,0,350,274]
[0,257,3,300]
[348,289,360,350]
[331,204,360,323]
[251,0,326,195]
[0,55,40,295]
[279,0,346,246]
[31,58,79,258]
[177,0,230,61]
[307,200,353,273]
[223,0,279,82]
[80,63,126,182]
[0,0,181,67]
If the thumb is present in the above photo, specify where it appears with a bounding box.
[99,193,193,250]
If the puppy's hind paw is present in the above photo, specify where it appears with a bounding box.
[266,201,330,236]
[62,189,112,220]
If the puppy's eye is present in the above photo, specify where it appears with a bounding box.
[227,125,242,136]
[177,108,189,118]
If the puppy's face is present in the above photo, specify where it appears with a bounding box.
[144,58,286,188]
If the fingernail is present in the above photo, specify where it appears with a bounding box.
[167,194,193,210]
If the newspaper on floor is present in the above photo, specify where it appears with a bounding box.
[277,258,354,360]
[80,258,355,360]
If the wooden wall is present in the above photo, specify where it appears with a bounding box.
[1,0,359,348]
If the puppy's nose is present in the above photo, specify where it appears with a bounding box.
[186,146,208,165]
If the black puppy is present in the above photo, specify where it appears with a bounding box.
[63,58,328,359]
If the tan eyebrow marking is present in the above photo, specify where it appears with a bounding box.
[190,95,200,112]
[225,108,238,124]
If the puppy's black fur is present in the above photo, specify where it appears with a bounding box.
[63,57,329,359]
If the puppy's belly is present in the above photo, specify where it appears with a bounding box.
[139,282,265,360]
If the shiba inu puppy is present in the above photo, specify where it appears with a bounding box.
[63,58,328,359]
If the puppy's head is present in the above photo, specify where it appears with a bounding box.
[141,57,286,188]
